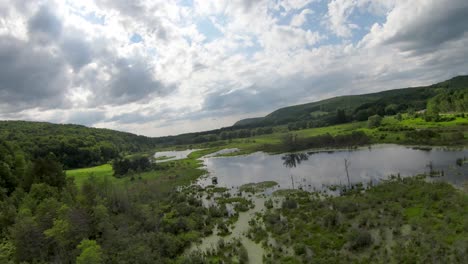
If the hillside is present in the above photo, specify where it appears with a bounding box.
[234,75,468,127]
[0,121,159,169]
[1,75,466,156]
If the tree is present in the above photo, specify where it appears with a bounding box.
[355,109,370,121]
[425,99,440,122]
[282,153,309,189]
[385,104,399,115]
[30,154,66,189]
[76,239,103,264]
[344,159,351,187]
[367,115,382,128]
[336,109,347,124]
[12,209,47,263]
[282,133,298,151]
[395,113,403,121]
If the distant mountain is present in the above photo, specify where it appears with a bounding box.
[233,75,468,127]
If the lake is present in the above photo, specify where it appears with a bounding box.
[197,144,468,192]
[154,149,199,162]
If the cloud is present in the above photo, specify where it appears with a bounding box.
[103,58,173,105]
[60,34,93,71]
[290,9,313,27]
[0,0,177,112]
[201,72,351,116]
[362,0,468,54]
[0,37,70,112]
[325,0,359,38]
[66,110,107,126]
[27,5,63,41]
[279,0,316,12]
[0,0,468,137]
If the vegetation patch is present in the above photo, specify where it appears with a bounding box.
[215,197,254,212]
[239,181,278,193]
[260,177,468,263]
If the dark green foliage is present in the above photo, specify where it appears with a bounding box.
[112,156,151,176]
[405,129,440,144]
[348,229,372,250]
[0,141,26,194]
[367,114,383,128]
[280,131,370,152]
[336,109,347,124]
[282,198,298,209]
[29,154,66,189]
[0,121,158,169]
[0,173,216,263]
[165,125,275,145]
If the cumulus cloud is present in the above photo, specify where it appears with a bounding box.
[0,0,467,136]
[0,1,175,113]
[27,5,63,42]
[0,37,70,112]
[290,9,313,27]
[66,110,107,126]
[362,0,468,53]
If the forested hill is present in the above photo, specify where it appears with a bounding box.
[234,75,468,127]
[0,121,158,169]
[1,76,466,161]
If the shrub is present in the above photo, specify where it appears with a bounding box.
[367,115,383,128]
[282,199,298,210]
[349,229,372,250]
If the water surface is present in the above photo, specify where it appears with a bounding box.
[154,149,199,162]
[198,145,468,191]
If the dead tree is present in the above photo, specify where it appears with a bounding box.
[344,158,351,188]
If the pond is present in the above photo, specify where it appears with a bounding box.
[153,149,199,162]
[197,144,468,192]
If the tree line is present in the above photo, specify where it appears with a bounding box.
[0,121,159,169]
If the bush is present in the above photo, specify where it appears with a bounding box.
[349,229,372,250]
[112,156,151,176]
[367,115,383,128]
[282,199,298,209]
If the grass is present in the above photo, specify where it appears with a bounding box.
[183,115,467,157]
[66,164,114,186]
[66,148,219,191]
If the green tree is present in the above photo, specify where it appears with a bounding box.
[0,239,15,264]
[425,99,440,121]
[30,154,66,190]
[336,109,347,123]
[367,115,383,128]
[76,239,103,264]
[11,209,47,263]
[385,104,399,115]
[395,113,403,121]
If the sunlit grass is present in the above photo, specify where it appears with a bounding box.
[66,164,114,186]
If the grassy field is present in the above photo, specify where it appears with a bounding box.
[195,115,468,156]
[66,148,220,189]
[66,164,114,186]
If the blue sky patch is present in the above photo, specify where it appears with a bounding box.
[130,33,143,43]
[197,17,223,42]
[83,12,105,25]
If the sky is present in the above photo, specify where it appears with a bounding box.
[1,0,468,137]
